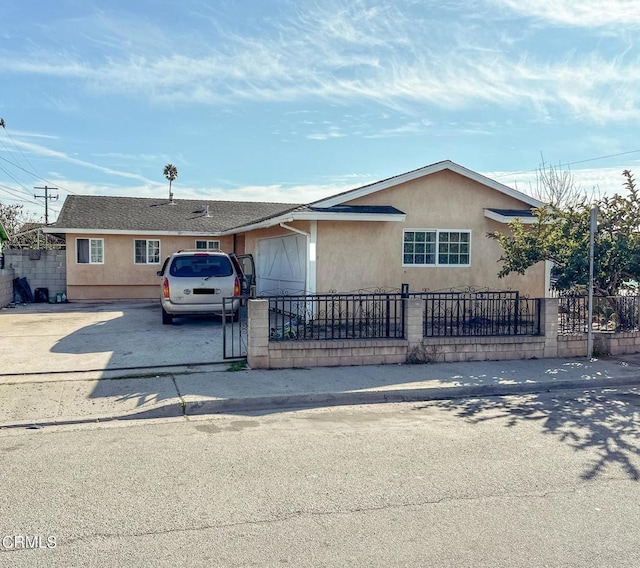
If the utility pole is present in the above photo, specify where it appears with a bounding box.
[587,206,598,359]
[34,186,59,225]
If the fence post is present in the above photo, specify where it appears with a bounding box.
[247,299,270,369]
[405,297,424,354]
[514,291,520,335]
[540,297,559,358]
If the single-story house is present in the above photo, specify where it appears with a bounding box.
[46,160,549,301]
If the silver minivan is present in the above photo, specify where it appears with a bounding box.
[157,250,254,324]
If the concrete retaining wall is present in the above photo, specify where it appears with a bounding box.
[0,268,15,308]
[3,249,67,301]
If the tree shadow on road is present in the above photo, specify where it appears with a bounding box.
[423,387,640,481]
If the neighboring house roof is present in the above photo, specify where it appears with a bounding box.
[18,222,52,234]
[49,196,302,235]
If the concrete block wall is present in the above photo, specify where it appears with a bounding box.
[0,268,15,308]
[3,249,67,300]
[604,331,640,355]
[558,335,587,358]
[268,339,407,368]
[421,336,547,363]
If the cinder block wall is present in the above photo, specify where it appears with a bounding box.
[0,267,15,308]
[3,250,67,300]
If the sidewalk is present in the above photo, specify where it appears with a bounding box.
[2,355,640,429]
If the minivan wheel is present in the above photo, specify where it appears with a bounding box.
[162,306,173,325]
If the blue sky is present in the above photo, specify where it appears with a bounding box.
[1,0,638,223]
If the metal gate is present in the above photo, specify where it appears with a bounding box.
[222,296,251,359]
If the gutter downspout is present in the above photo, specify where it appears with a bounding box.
[279,222,309,237]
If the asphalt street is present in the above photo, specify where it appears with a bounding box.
[1,388,640,567]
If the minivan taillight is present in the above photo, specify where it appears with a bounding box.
[163,277,170,298]
[234,276,240,296]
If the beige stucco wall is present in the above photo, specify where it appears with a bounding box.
[66,233,237,300]
[314,170,545,297]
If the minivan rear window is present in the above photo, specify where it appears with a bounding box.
[169,256,233,278]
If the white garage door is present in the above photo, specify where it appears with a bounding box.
[256,235,307,295]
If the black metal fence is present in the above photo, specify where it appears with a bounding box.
[416,290,541,337]
[558,294,640,334]
[267,289,542,341]
[268,293,406,341]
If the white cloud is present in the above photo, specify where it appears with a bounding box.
[306,126,346,140]
[5,138,156,185]
[491,0,640,27]
[1,0,639,124]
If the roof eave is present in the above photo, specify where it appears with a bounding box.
[484,209,538,224]
[43,227,225,236]
[220,210,407,235]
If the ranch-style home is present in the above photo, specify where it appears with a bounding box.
[46,160,549,301]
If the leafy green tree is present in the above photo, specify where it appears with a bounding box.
[0,203,41,249]
[489,170,640,297]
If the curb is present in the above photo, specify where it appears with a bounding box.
[184,376,640,415]
[2,375,639,430]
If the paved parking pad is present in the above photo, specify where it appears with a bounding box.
[0,301,225,376]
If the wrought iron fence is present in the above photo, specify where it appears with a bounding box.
[268,293,405,341]
[558,294,640,334]
[415,290,541,337]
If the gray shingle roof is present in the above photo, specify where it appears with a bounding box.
[53,196,302,233]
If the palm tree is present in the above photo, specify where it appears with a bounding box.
[163,163,178,202]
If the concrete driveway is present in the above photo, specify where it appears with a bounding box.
[0,300,226,376]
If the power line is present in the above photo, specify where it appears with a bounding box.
[493,149,640,179]
[0,121,78,195]
[0,184,41,205]
[0,162,34,195]
[1,124,40,176]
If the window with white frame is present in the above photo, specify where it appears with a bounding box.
[195,240,220,250]
[134,239,160,264]
[77,238,104,264]
[403,230,470,266]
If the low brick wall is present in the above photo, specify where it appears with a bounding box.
[421,336,548,363]
[0,268,15,308]
[595,331,640,356]
[268,339,407,368]
[558,330,640,358]
[558,334,587,358]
